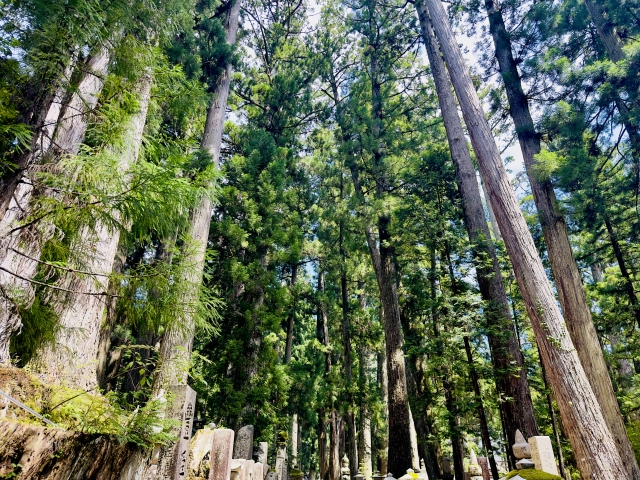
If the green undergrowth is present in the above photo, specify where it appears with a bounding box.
[0,368,176,449]
[505,470,562,480]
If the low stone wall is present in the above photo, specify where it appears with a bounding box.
[0,420,148,479]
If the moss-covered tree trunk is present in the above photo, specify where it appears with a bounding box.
[32,74,152,391]
[0,46,111,365]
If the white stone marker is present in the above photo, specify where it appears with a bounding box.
[512,430,531,459]
[528,436,559,476]
[254,462,265,480]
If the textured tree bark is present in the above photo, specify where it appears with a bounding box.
[30,74,152,391]
[153,0,241,390]
[0,420,146,479]
[285,264,298,364]
[365,43,413,476]
[339,209,358,478]
[376,351,388,476]
[318,408,329,480]
[416,3,538,464]
[463,336,499,480]
[424,0,629,477]
[481,1,639,475]
[0,45,111,365]
[603,214,640,327]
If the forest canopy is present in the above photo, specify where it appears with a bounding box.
[1,0,640,479]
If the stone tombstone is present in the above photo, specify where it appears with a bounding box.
[512,430,531,460]
[155,385,197,480]
[275,446,287,480]
[234,425,255,460]
[189,427,216,478]
[441,458,451,475]
[209,429,236,480]
[528,436,559,476]
[476,457,490,480]
[244,460,256,480]
[254,462,265,480]
[231,459,246,480]
[255,442,269,464]
[266,472,278,480]
[515,459,535,470]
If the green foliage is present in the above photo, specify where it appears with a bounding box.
[11,298,58,366]
[505,471,562,480]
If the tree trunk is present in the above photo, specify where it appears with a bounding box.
[463,336,500,480]
[318,408,329,480]
[541,362,568,480]
[31,74,152,391]
[365,44,413,476]
[424,0,630,477]
[583,0,640,155]
[340,212,358,478]
[285,264,298,364]
[377,351,388,475]
[416,3,539,463]
[153,0,241,390]
[604,214,640,326]
[481,1,639,474]
[0,45,111,365]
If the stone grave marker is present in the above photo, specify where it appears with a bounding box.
[231,459,246,480]
[275,446,287,480]
[266,472,278,480]
[254,462,265,480]
[254,442,269,478]
[476,457,490,480]
[234,425,255,460]
[512,430,530,460]
[528,436,559,476]
[152,385,197,480]
[441,458,451,475]
[209,428,235,480]
[189,427,216,478]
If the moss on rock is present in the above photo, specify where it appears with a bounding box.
[505,470,562,480]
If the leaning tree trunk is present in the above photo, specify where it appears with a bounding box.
[30,73,152,391]
[423,0,629,477]
[583,0,640,153]
[481,1,639,476]
[0,45,111,365]
[416,3,539,466]
[153,0,241,390]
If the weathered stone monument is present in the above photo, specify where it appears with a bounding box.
[467,451,483,480]
[148,385,197,480]
[476,457,490,480]
[254,462,265,480]
[254,441,269,478]
[341,454,350,480]
[234,425,255,460]
[209,428,235,480]
[528,436,559,476]
[231,459,247,480]
[189,426,216,478]
[441,458,453,480]
[275,445,287,480]
[512,429,535,470]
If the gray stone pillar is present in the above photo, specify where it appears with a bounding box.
[210,429,236,480]
[234,425,255,460]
